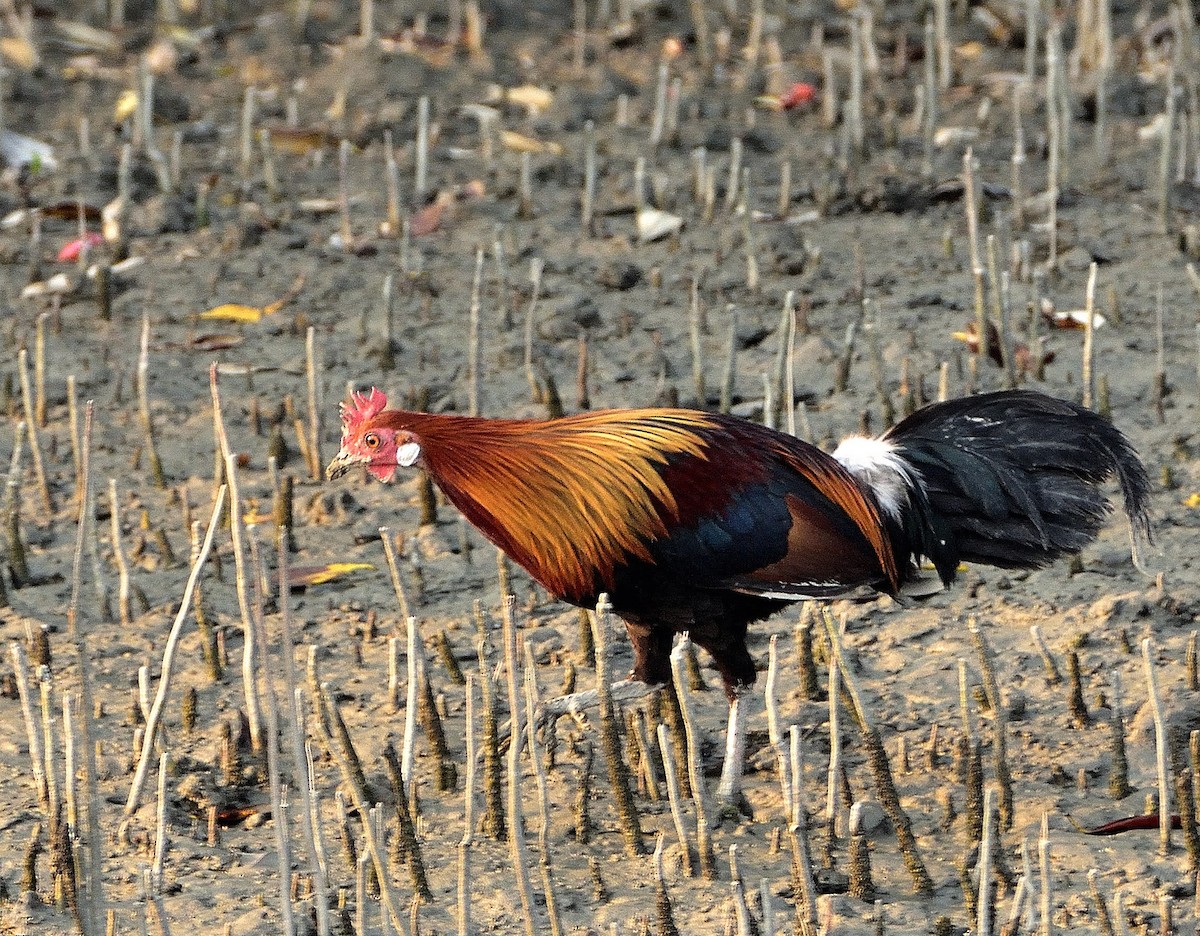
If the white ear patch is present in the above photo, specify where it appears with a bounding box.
[396,441,421,467]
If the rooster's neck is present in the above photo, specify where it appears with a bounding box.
[379,409,725,600]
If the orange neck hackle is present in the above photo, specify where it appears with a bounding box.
[367,406,724,599]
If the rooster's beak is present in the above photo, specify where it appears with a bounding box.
[325,450,365,481]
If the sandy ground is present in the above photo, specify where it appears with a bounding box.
[2,1,1200,934]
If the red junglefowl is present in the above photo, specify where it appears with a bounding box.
[326,388,1151,701]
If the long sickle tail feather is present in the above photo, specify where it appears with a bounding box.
[836,390,1153,586]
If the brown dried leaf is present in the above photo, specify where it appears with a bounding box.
[268,126,340,155]
[216,806,270,828]
[41,201,102,222]
[190,334,244,352]
[378,30,456,66]
[1047,309,1107,330]
[409,200,447,236]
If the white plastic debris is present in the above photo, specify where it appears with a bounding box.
[636,208,682,243]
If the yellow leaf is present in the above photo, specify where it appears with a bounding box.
[503,85,554,114]
[956,40,984,60]
[199,303,264,323]
[1184,493,1200,509]
[199,277,303,322]
[114,89,138,123]
[500,130,563,155]
[0,36,38,70]
[269,126,339,155]
[288,562,376,589]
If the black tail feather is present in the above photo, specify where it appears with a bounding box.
[884,390,1153,584]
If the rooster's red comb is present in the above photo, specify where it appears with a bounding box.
[340,387,388,432]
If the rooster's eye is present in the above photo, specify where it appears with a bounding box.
[364,432,381,450]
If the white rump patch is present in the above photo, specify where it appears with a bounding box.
[396,441,422,467]
[832,436,915,521]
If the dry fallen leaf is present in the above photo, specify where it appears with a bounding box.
[409,200,447,236]
[500,130,563,155]
[22,274,75,299]
[86,256,144,279]
[216,806,270,828]
[42,201,102,222]
[956,40,985,60]
[0,36,38,71]
[487,84,554,115]
[934,126,980,147]
[199,303,267,323]
[269,126,341,155]
[114,89,139,123]
[299,197,367,214]
[189,334,244,352]
[661,37,684,61]
[287,562,376,589]
[55,20,122,55]
[1184,493,1200,509]
[378,30,456,65]
[214,363,276,377]
[197,276,305,322]
[145,39,179,75]
[1048,309,1107,330]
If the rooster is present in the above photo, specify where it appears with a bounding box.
[326,388,1151,701]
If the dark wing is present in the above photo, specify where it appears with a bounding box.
[646,421,899,599]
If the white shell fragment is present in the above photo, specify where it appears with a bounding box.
[22,273,74,298]
[1,208,34,228]
[86,256,145,279]
[636,208,683,243]
[934,126,980,147]
[300,197,364,214]
[0,130,57,171]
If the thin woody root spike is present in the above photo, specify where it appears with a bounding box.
[478,626,505,841]
[17,351,53,514]
[382,743,432,899]
[137,313,167,488]
[669,635,716,879]
[822,607,934,896]
[593,595,645,857]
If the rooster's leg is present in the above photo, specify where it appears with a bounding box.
[687,622,756,703]
[624,619,675,686]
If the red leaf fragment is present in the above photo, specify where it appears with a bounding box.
[1080,813,1181,835]
[780,82,817,109]
[57,231,103,262]
[42,201,102,222]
